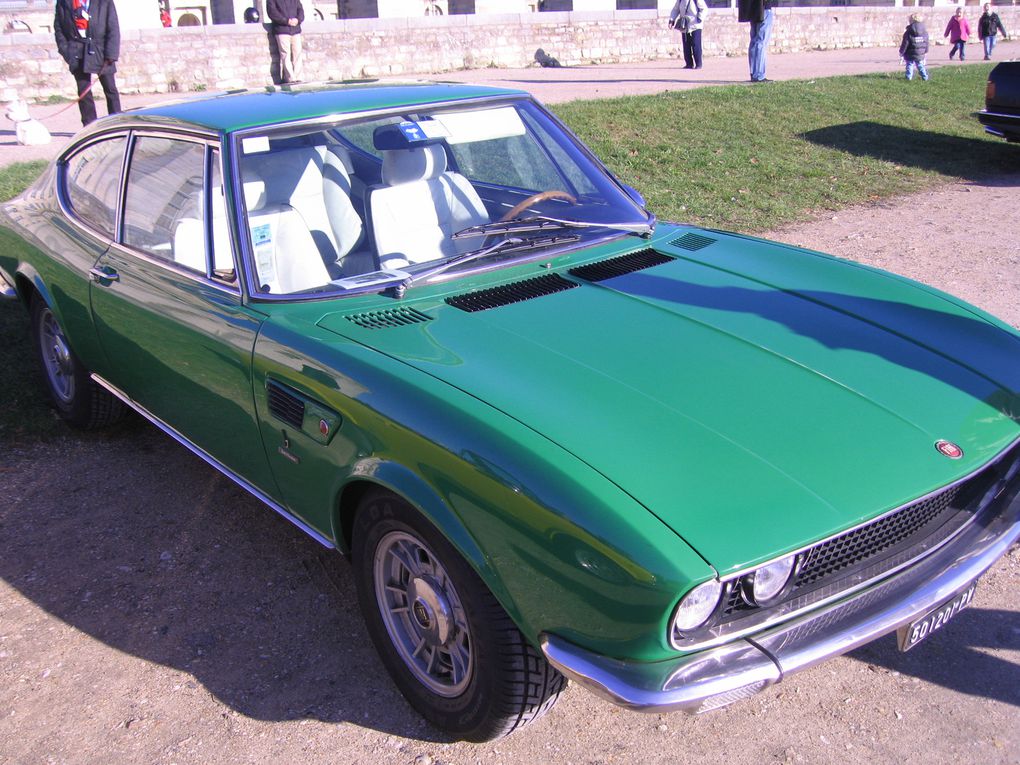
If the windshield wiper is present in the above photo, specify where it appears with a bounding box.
[387,237,525,298]
[452,214,654,240]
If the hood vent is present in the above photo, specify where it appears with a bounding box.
[669,232,717,251]
[569,248,674,283]
[346,307,432,329]
[446,273,578,312]
[267,380,305,429]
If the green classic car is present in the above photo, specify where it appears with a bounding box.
[1,83,1018,742]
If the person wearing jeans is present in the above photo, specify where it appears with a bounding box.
[944,6,971,61]
[738,0,774,82]
[978,4,1008,60]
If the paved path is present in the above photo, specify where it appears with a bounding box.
[2,40,1016,167]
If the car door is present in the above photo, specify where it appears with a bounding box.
[89,132,277,493]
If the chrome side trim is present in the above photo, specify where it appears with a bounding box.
[541,480,1020,713]
[91,373,335,550]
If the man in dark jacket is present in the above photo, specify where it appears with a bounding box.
[267,0,305,84]
[54,0,121,126]
[737,0,774,82]
[978,3,1009,60]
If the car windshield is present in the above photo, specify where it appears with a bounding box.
[234,98,650,298]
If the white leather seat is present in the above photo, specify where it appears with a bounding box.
[172,186,235,278]
[243,171,330,294]
[368,143,489,270]
[249,144,364,273]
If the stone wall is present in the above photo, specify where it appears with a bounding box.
[3,7,1018,101]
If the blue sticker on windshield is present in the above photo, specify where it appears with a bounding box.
[397,121,428,143]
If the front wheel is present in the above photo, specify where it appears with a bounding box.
[352,490,565,741]
[31,297,123,429]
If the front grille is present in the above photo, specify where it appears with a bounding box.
[675,438,1020,648]
[445,273,577,312]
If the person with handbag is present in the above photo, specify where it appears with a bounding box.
[54,0,121,127]
[669,0,709,70]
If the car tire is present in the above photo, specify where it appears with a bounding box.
[31,296,123,429]
[352,489,566,741]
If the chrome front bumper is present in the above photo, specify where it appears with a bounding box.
[540,478,1020,714]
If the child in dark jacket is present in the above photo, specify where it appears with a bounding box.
[900,14,930,81]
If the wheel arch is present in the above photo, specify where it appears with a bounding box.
[335,464,522,629]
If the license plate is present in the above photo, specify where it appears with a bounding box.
[897,582,977,652]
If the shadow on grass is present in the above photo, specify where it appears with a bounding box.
[800,121,1020,182]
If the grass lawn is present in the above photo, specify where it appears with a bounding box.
[554,64,1018,232]
[0,65,1016,443]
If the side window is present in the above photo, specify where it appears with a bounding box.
[65,136,126,237]
[123,136,206,269]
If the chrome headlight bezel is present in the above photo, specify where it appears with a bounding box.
[671,578,724,635]
[740,553,800,607]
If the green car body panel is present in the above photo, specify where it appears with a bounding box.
[1,83,1018,714]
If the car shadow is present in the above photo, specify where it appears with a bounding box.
[0,424,449,742]
[614,272,1020,414]
[848,606,1020,708]
[800,121,1020,181]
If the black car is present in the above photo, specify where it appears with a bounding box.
[977,61,1020,142]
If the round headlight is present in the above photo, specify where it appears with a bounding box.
[743,554,797,606]
[673,579,723,633]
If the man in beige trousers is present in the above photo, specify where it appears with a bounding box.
[267,0,304,83]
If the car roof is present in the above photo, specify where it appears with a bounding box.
[105,81,529,135]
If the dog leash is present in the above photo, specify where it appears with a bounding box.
[38,60,108,121]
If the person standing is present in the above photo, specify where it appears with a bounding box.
[267,0,304,84]
[899,13,930,82]
[669,0,709,70]
[944,6,971,61]
[738,0,775,83]
[54,0,121,127]
[978,3,1008,60]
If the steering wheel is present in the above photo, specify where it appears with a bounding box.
[499,190,578,222]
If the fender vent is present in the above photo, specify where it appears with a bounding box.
[669,232,717,251]
[267,380,305,429]
[446,273,578,312]
[346,307,432,329]
[569,249,674,282]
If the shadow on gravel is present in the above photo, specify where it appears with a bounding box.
[800,122,1020,181]
[850,605,1020,708]
[0,425,449,742]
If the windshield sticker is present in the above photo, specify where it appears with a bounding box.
[241,136,271,154]
[437,107,526,145]
[333,269,411,290]
[252,223,275,284]
[396,121,431,144]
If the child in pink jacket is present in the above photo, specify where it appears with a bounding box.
[945,6,971,60]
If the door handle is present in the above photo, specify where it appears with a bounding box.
[89,267,120,283]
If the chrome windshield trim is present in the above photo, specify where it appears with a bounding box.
[91,374,335,550]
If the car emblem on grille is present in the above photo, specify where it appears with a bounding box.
[935,440,963,459]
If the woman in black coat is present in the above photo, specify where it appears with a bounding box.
[54,0,122,126]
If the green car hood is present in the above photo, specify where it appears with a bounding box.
[320,230,1020,575]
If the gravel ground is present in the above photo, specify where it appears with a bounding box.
[1,47,1019,765]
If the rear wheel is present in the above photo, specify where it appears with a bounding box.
[352,489,565,741]
[31,297,123,429]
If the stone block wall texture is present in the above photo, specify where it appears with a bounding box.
[2,8,1017,101]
